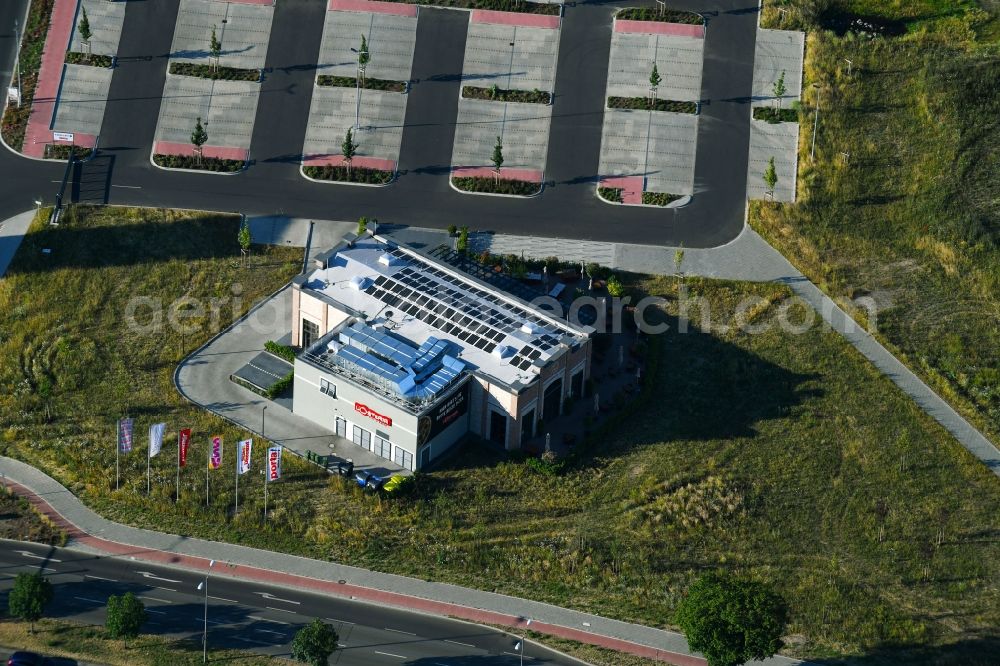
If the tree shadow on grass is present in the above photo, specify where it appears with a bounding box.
[807,635,1000,666]
[5,214,244,275]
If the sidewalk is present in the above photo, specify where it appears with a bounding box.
[0,456,804,666]
[0,209,35,276]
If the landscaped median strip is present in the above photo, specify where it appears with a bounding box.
[302,155,396,184]
[451,166,543,196]
[153,141,249,173]
[1,456,758,666]
[608,97,696,114]
[168,62,261,82]
[614,7,704,37]
[463,85,550,104]
[318,75,407,92]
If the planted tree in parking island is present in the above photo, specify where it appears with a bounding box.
[649,63,661,104]
[238,217,252,267]
[105,592,147,648]
[78,7,93,59]
[210,26,222,72]
[675,573,787,666]
[8,572,53,634]
[491,135,504,184]
[763,156,778,199]
[191,116,208,165]
[341,127,358,176]
[772,70,786,109]
[291,619,339,666]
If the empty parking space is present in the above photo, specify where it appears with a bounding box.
[169,0,274,70]
[69,0,126,56]
[752,28,804,108]
[302,87,406,168]
[51,65,113,138]
[747,117,799,202]
[599,109,697,196]
[606,31,704,102]
[460,23,558,93]
[155,77,260,154]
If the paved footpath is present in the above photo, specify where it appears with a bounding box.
[0,456,805,666]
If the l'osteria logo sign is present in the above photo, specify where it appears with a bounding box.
[355,402,392,427]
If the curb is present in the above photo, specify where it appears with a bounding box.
[448,176,544,199]
[299,164,396,187]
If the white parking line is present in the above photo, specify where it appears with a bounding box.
[249,615,290,625]
[385,628,417,636]
[138,596,172,604]
[73,596,104,604]
[373,651,407,659]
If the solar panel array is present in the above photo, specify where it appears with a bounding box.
[362,252,570,373]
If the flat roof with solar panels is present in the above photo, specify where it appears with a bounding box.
[297,235,591,399]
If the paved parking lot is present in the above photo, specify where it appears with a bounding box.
[169,0,274,70]
[51,64,113,137]
[451,99,551,178]
[747,116,799,202]
[606,31,704,102]
[154,76,261,154]
[752,28,804,108]
[303,6,418,172]
[69,0,126,56]
[598,108,698,196]
[461,22,558,93]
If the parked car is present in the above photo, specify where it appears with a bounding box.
[7,652,48,666]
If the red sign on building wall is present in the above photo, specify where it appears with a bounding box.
[355,402,392,427]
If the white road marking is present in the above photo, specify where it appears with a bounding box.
[254,592,300,604]
[85,574,117,582]
[138,596,172,604]
[209,595,239,603]
[137,571,181,584]
[255,628,285,636]
[385,628,417,636]
[146,609,168,615]
[249,615,289,625]
[207,619,232,626]
[266,606,299,614]
[444,639,475,648]
[17,550,62,562]
[327,617,355,625]
[111,184,142,189]
[373,651,407,659]
[74,596,104,604]
[153,586,177,593]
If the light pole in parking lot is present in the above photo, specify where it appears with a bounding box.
[13,19,22,107]
[514,617,532,665]
[197,559,216,663]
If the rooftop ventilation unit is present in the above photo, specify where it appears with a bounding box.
[349,275,371,291]
[378,253,405,267]
[520,321,537,335]
[493,345,516,360]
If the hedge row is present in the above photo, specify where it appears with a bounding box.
[381,0,559,15]
[153,153,245,172]
[65,52,112,68]
[608,96,697,114]
[303,164,394,184]
[616,7,703,24]
[169,61,260,82]
[317,75,406,93]
[642,191,682,206]
[452,176,540,196]
[598,187,623,203]
[462,85,550,105]
[753,107,799,123]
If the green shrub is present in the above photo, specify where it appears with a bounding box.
[608,97,697,114]
[153,154,245,172]
[168,61,260,82]
[462,85,550,104]
[265,340,296,362]
[317,75,406,92]
[304,165,394,184]
[616,7,703,24]
[452,176,541,196]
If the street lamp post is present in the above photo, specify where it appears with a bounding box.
[13,19,22,107]
[350,47,365,131]
[515,618,532,666]
[197,559,216,664]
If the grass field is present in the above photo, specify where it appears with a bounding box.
[0,618,289,665]
[1,207,998,662]
[752,1,1000,447]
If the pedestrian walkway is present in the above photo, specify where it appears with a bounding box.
[0,456,803,666]
[0,210,35,277]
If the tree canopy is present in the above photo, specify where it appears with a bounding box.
[291,619,339,666]
[7,572,53,632]
[675,573,787,666]
[105,592,147,646]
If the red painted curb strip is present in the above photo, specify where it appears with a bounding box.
[328,0,418,17]
[3,479,704,666]
[599,175,644,204]
[470,9,560,30]
[614,20,704,38]
[22,0,79,158]
[302,154,397,171]
[154,141,250,161]
[452,166,544,183]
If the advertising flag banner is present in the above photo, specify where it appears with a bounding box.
[267,446,282,481]
[238,439,252,475]
[118,418,134,453]
[148,423,166,458]
[208,436,223,470]
[179,429,191,467]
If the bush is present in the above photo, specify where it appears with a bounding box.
[44,144,92,160]
[606,275,625,297]
[265,340,296,362]
[303,165,394,184]
[380,0,559,15]
[452,176,540,196]
[608,97,697,114]
[642,191,682,206]
[753,107,799,123]
[462,85,550,104]
[65,52,112,68]
[153,154,245,172]
[598,187,622,203]
[317,75,406,92]
[169,61,260,82]
[266,372,293,399]
[616,7,703,24]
